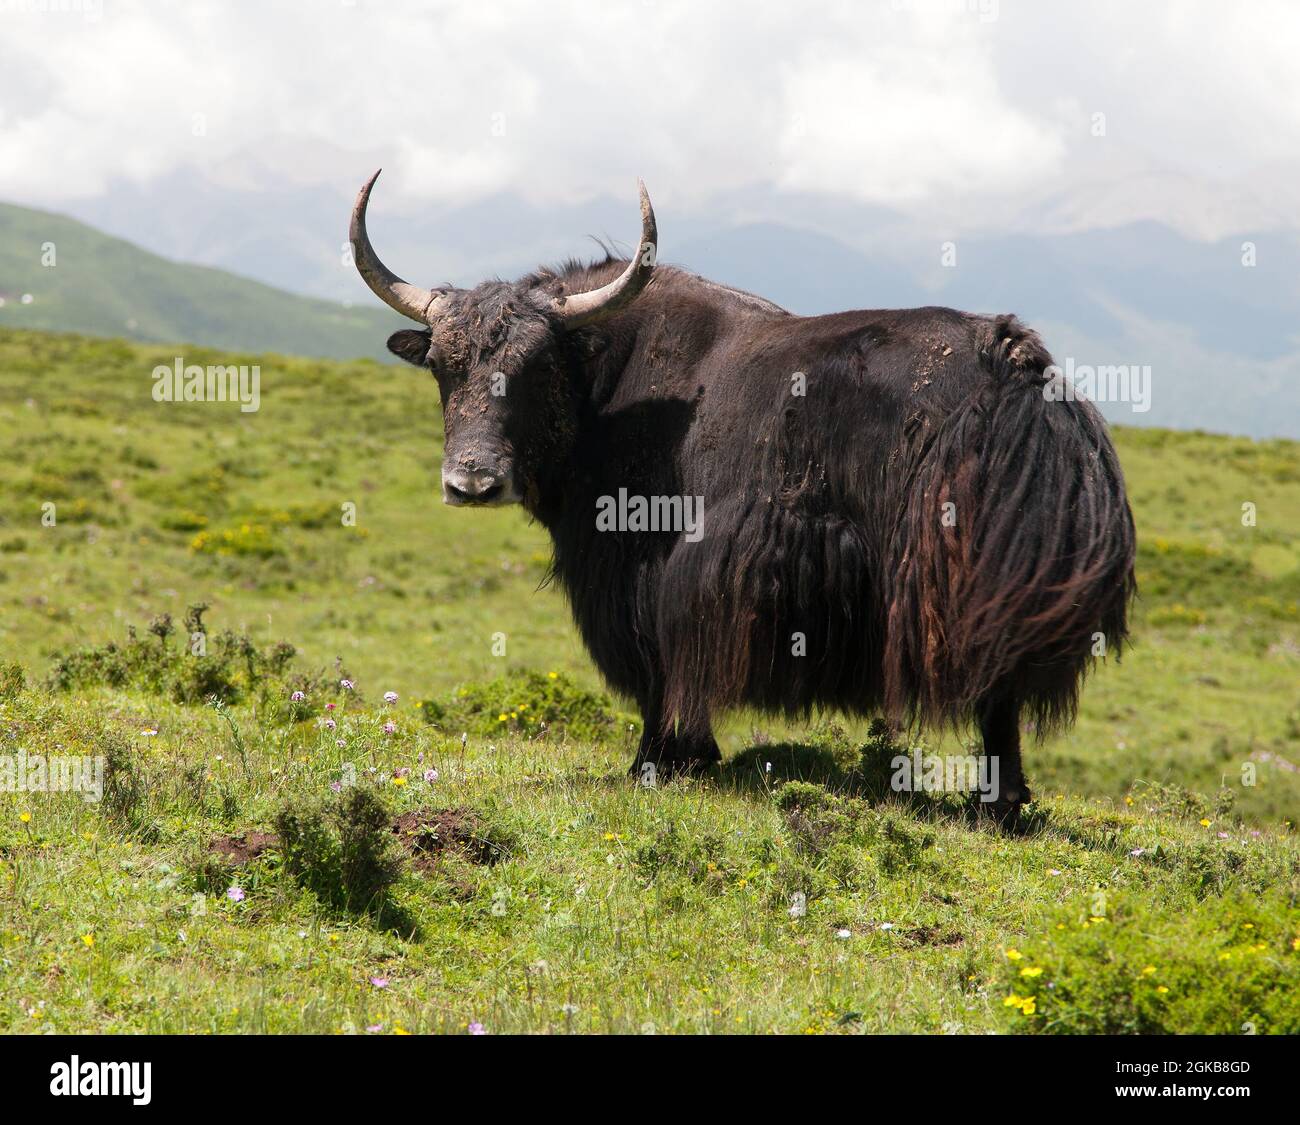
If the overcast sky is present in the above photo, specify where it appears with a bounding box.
[2,0,1298,242]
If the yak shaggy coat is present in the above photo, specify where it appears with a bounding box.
[357,175,1137,822]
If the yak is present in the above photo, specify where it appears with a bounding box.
[350,171,1136,822]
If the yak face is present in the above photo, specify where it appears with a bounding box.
[350,169,658,511]
[386,282,573,509]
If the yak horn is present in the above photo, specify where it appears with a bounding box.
[550,180,657,325]
[349,169,443,323]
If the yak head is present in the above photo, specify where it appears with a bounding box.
[350,170,656,509]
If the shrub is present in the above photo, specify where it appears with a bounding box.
[274,786,404,916]
[420,669,634,742]
[46,603,338,713]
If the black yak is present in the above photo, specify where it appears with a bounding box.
[351,171,1136,822]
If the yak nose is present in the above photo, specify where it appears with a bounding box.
[442,467,507,506]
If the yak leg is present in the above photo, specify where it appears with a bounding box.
[977,692,1031,825]
[630,698,721,782]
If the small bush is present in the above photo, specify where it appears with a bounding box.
[420,669,634,743]
[274,787,404,916]
[46,604,337,713]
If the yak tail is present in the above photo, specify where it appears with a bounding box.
[883,315,1136,735]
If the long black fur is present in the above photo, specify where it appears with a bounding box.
[385,257,1137,817]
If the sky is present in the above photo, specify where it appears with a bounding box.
[1,0,1298,243]
[2,0,1298,438]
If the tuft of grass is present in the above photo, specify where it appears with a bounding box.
[420,669,636,743]
[274,786,405,920]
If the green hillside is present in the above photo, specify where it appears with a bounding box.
[0,203,400,362]
[1,327,1298,1034]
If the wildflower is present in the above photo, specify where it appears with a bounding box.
[323,718,336,731]
[82,933,95,948]
[835,928,852,940]
[468,1021,486,1035]
[1047,868,1062,876]
[547,671,558,679]
[1156,985,1169,995]
[603,832,619,841]
[392,776,408,787]
[1005,948,1023,961]
[1019,966,1043,978]
[19,812,31,824]
[383,721,397,735]
[329,781,342,792]
[325,702,336,711]
[227,886,245,903]
[384,691,398,704]
[336,738,346,748]
[1199,818,1212,827]
[1141,965,1156,975]
[370,977,389,989]
[498,713,508,722]
[424,768,439,784]
[393,1025,410,1035]
[140,728,158,737]
[340,679,354,691]
[290,690,305,702]
[366,1023,384,1033]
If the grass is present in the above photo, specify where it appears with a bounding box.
[1,327,1298,1034]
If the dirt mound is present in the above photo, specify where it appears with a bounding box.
[208,831,278,864]
[208,806,505,872]
[392,807,507,869]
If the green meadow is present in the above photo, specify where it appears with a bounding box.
[1,326,1297,1034]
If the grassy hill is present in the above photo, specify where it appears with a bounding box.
[1,327,1298,1033]
[0,203,400,363]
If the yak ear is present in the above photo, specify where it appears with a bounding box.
[387,329,432,367]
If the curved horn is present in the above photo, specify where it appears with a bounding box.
[551,180,657,325]
[350,169,440,323]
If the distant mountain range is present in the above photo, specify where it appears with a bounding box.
[0,202,403,363]
[3,186,1298,438]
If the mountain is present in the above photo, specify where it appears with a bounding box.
[4,190,1299,438]
[0,202,403,363]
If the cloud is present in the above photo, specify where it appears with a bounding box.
[0,0,1297,240]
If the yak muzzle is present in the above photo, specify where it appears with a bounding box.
[442,466,519,507]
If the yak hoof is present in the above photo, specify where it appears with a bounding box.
[629,739,721,782]
[979,783,1032,831]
